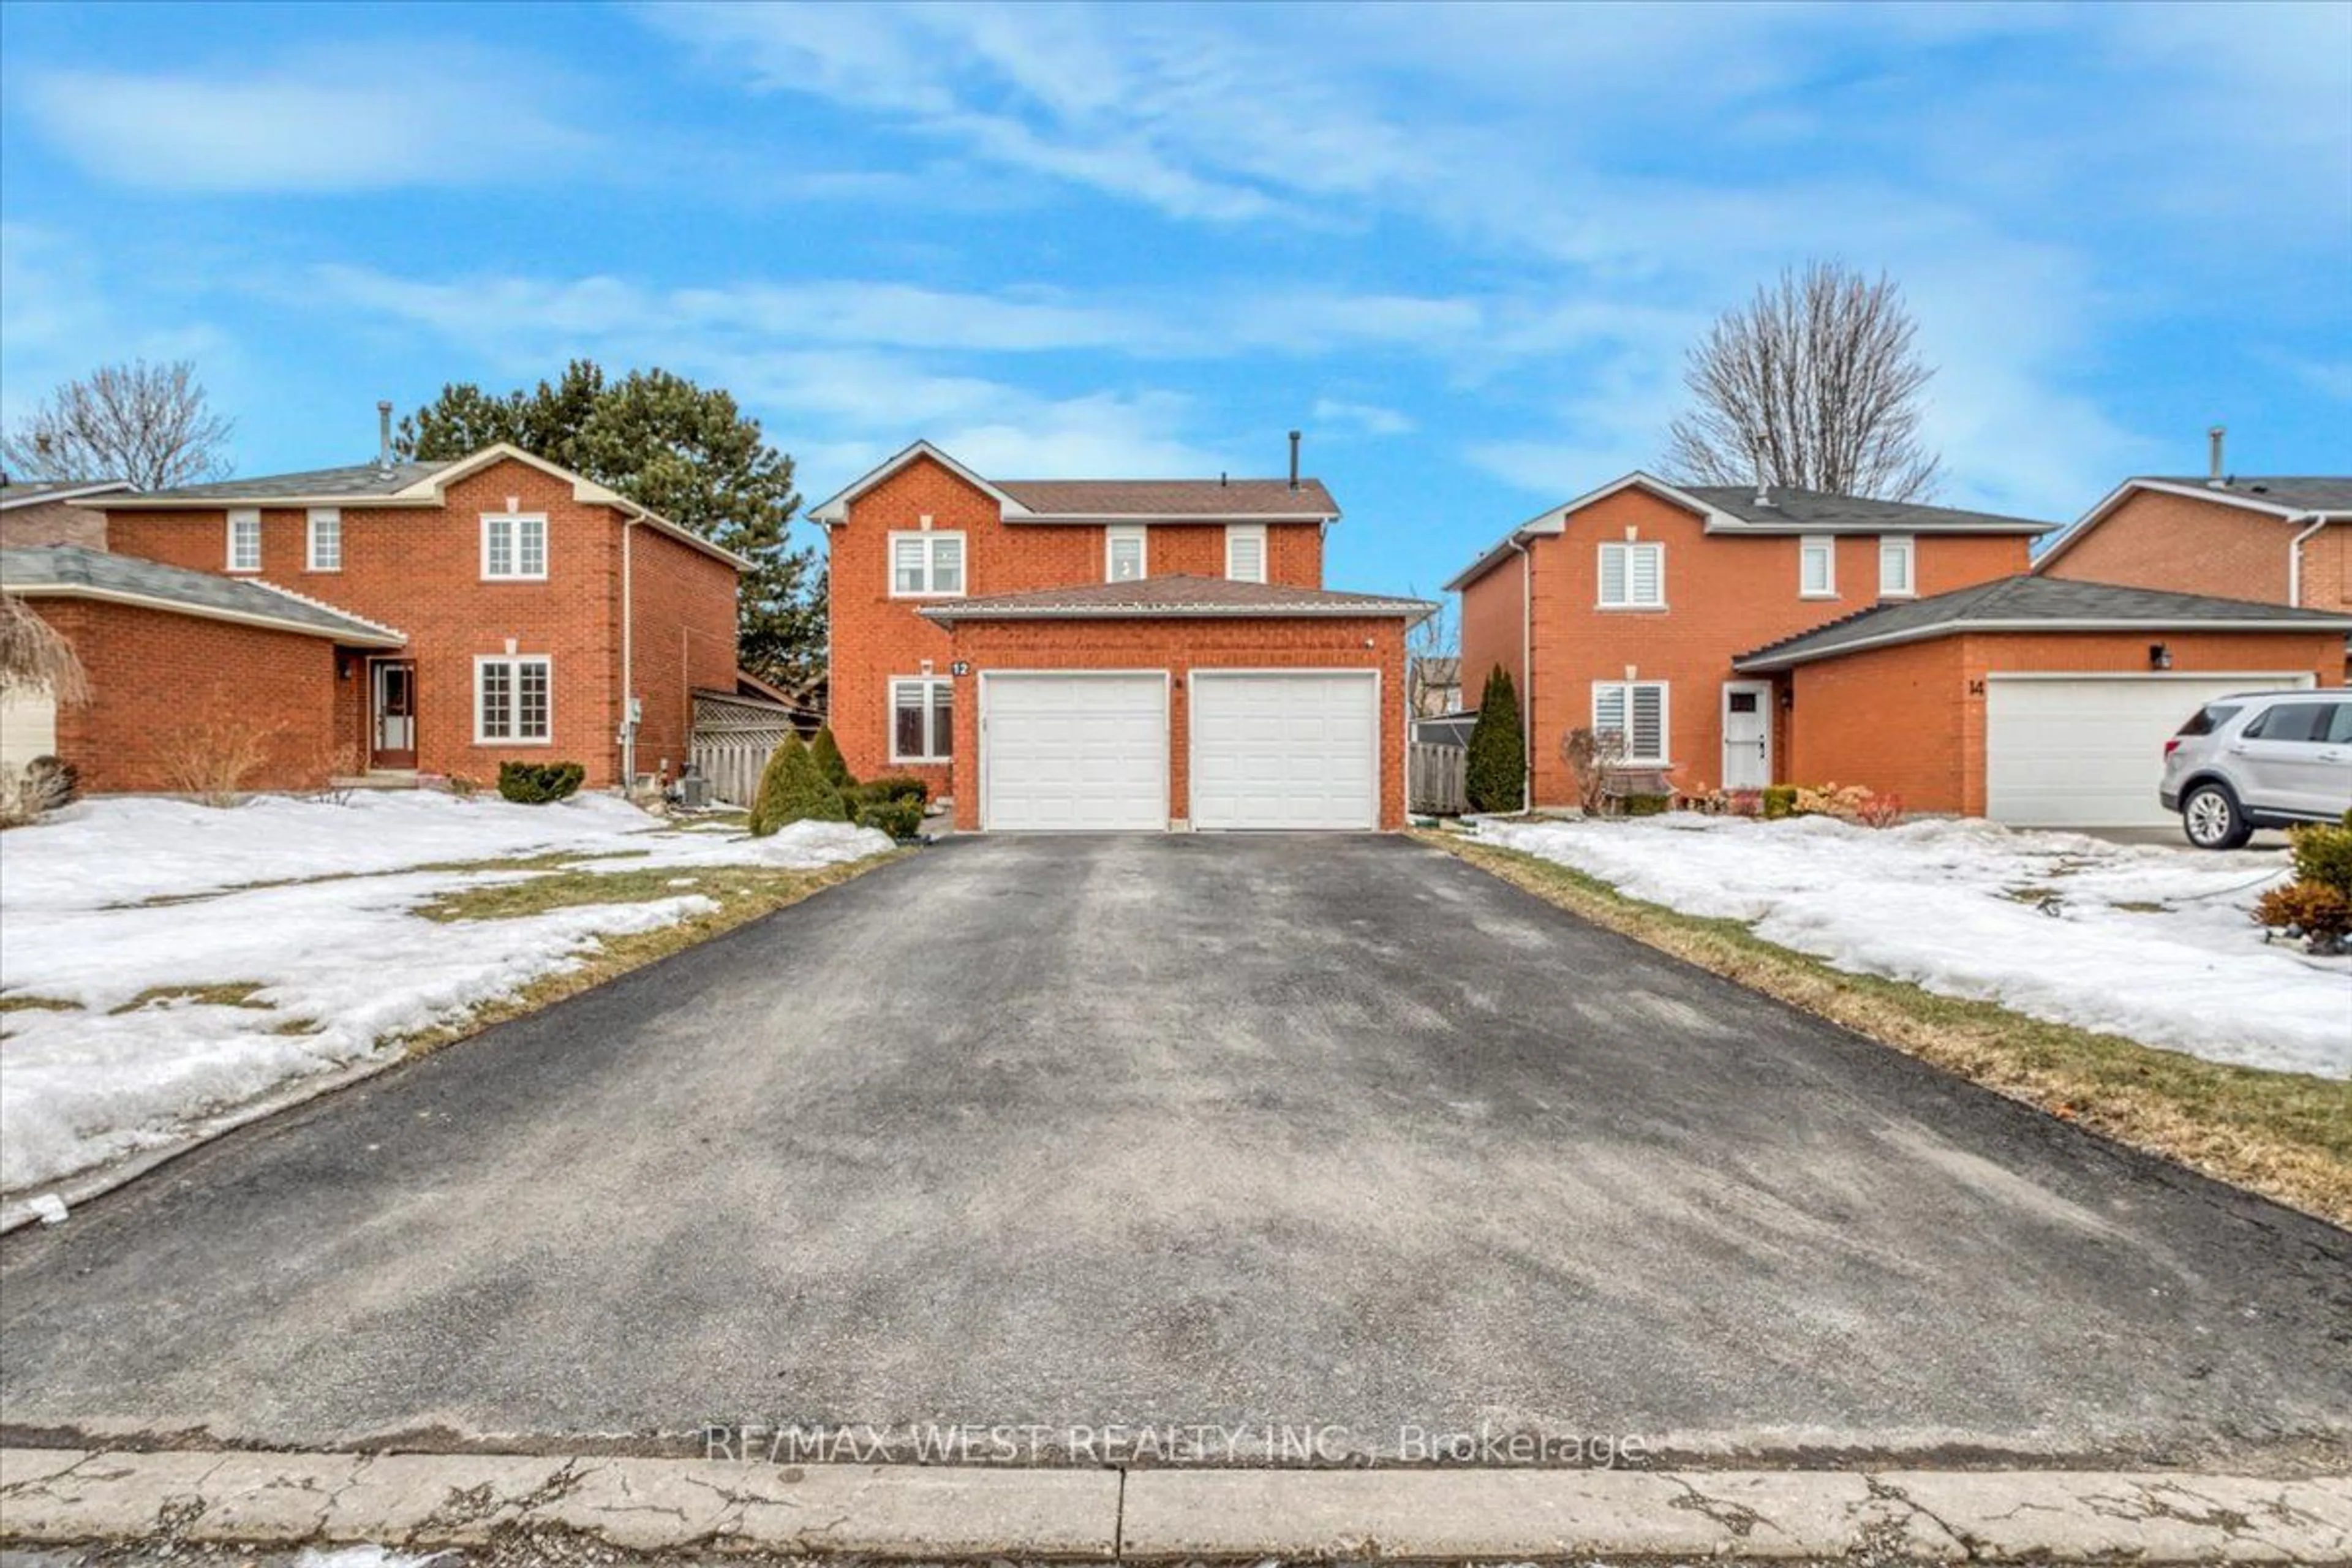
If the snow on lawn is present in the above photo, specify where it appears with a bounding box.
[0,793,892,1202]
[1476,813,2351,1080]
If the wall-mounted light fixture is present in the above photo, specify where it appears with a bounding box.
[2149,642,2173,671]
[1780,686,1794,710]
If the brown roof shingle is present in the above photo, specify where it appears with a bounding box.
[995,478,1338,519]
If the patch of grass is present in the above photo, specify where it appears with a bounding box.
[0,993,80,1013]
[393,851,905,1055]
[2111,900,2171,914]
[1422,831,2352,1229]
[108,981,273,1015]
[270,1016,325,1036]
[413,861,818,922]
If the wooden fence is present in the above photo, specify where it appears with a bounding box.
[687,731,786,809]
[1409,741,1469,816]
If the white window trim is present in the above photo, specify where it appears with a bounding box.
[1596,540,1667,609]
[1799,534,1838,599]
[889,676,954,763]
[888,530,967,598]
[1225,523,1268,583]
[1592,679,1671,766]
[1879,533,1915,599]
[473,654,554,745]
[1106,524,1147,583]
[480,513,550,582]
[306,507,342,572]
[226,508,262,574]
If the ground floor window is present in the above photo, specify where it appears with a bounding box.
[892,677,952,763]
[477,655,552,743]
[1592,680,1668,764]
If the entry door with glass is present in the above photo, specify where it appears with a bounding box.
[372,660,418,769]
[1721,681,1771,791]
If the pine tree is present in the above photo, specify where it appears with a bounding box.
[748,736,846,835]
[1464,665,1526,813]
[809,726,853,790]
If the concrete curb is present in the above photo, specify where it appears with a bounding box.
[4,1448,2348,1561]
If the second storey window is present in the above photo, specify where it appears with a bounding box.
[482,513,549,580]
[1879,534,1915,598]
[891,531,965,597]
[307,508,342,571]
[1593,680,1669,766]
[1226,524,1267,583]
[1597,541,1664,608]
[1107,525,1147,582]
[476,655,552,744]
[227,509,261,573]
[891,677,953,763]
[1799,535,1836,598]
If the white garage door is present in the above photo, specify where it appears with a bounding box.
[0,687,58,774]
[1986,673,2314,827]
[981,673,1167,831]
[1191,670,1379,830]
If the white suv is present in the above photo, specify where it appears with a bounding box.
[2162,689,2352,849]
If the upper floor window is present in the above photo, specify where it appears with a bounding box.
[307,508,342,572]
[1593,680,1669,765]
[1799,535,1836,598]
[1226,524,1267,583]
[1597,540,1664,608]
[1879,535,1915,598]
[482,513,548,581]
[890,531,965,597]
[227,509,261,573]
[475,655,552,744]
[1107,525,1147,583]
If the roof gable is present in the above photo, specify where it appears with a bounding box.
[2037,476,2352,570]
[805,440,1033,526]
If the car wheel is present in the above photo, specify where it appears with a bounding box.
[2182,783,2252,850]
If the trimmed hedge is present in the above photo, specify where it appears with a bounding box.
[748,736,846,835]
[846,775,929,813]
[1619,792,1673,816]
[497,760,586,804]
[1464,665,1525,814]
[1762,785,1799,820]
[854,796,924,840]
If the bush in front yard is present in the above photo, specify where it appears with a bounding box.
[2253,881,2352,944]
[497,761,586,804]
[810,726,854,790]
[1762,785,1798,820]
[854,796,924,840]
[1464,665,1525,813]
[2290,813,2352,897]
[1619,792,1672,817]
[844,775,929,817]
[748,736,846,835]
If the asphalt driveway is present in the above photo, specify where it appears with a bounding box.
[4,834,2347,1468]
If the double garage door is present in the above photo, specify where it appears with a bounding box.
[1986,673,2314,827]
[981,670,1378,831]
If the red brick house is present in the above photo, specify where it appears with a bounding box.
[1448,472,2350,827]
[808,440,1430,831]
[2035,472,2352,614]
[1,480,127,551]
[6,443,745,793]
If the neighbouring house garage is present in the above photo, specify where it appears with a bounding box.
[1734,576,2351,826]
[1,545,406,793]
[921,576,1430,832]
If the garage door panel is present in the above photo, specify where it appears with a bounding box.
[983,674,1166,831]
[1193,671,1379,830]
[1986,674,2312,827]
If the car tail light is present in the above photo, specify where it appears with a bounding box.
[2163,739,2181,758]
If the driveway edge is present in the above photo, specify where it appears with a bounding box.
[6,1449,2347,1562]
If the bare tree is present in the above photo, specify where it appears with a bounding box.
[1665,262,1940,502]
[1561,725,1627,816]
[1406,583,1459,717]
[1,360,234,491]
[0,593,87,704]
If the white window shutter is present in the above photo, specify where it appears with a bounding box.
[1594,684,1626,739]
[1632,544,1662,605]
[1599,545,1628,605]
[1632,685,1665,760]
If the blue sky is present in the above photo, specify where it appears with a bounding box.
[2,1,2346,599]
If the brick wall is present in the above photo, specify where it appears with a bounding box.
[943,615,1409,831]
[32,599,344,793]
[2038,489,2340,607]
[102,459,735,788]
[1458,556,1525,713]
[1784,628,2345,814]
[827,454,1328,786]
[1492,489,2030,804]
[626,522,740,783]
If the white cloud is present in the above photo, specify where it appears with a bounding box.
[1312,398,1415,437]
[19,47,592,192]
[0,224,236,439]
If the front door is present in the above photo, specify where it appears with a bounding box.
[1721,681,1771,791]
[372,660,418,769]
